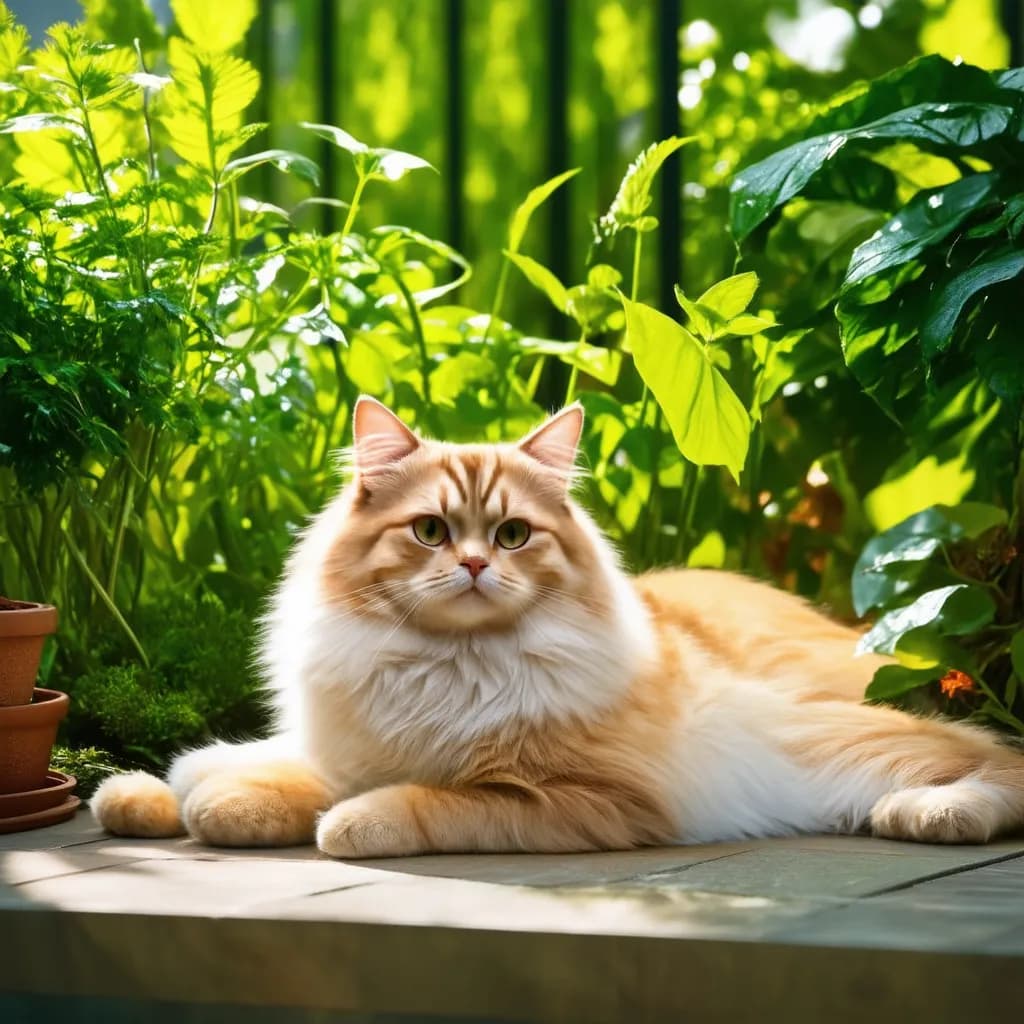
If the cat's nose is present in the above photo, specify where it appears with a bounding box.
[461,556,489,579]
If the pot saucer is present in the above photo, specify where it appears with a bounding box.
[0,794,81,834]
[0,771,77,819]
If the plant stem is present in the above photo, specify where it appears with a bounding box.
[394,273,438,431]
[66,534,150,668]
[341,174,368,238]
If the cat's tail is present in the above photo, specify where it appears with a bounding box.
[91,771,185,838]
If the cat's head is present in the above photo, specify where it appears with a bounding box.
[321,397,615,633]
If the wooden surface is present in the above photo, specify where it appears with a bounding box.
[2,810,1023,1023]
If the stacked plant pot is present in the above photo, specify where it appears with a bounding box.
[0,597,78,833]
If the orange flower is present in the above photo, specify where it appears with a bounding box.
[939,670,976,699]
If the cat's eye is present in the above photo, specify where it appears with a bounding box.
[495,519,531,550]
[412,515,448,546]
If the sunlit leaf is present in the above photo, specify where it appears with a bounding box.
[599,137,691,239]
[221,149,320,187]
[504,252,568,313]
[508,167,580,253]
[171,0,256,54]
[621,296,750,481]
[697,272,759,321]
[0,112,85,139]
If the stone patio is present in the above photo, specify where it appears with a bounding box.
[2,810,1023,1022]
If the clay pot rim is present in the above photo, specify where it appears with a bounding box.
[0,687,69,726]
[0,769,77,802]
[0,597,58,639]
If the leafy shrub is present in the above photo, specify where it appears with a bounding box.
[49,745,120,799]
[732,55,1023,729]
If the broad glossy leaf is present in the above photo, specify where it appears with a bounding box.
[221,149,320,187]
[622,297,750,481]
[865,665,939,701]
[852,502,1006,615]
[731,103,1015,241]
[504,252,567,313]
[508,168,580,252]
[857,584,996,655]
[171,0,256,53]
[844,173,997,287]
[920,248,1024,358]
[698,272,759,320]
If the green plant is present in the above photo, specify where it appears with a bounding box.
[49,744,120,799]
[731,54,1023,727]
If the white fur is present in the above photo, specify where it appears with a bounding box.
[666,679,891,842]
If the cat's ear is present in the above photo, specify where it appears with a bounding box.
[519,403,583,481]
[352,396,420,476]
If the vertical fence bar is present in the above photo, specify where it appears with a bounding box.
[252,0,275,204]
[1003,0,1024,64]
[547,0,571,332]
[317,0,339,232]
[445,0,465,254]
[656,0,681,316]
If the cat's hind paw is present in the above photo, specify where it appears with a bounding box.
[869,784,996,844]
[91,771,185,838]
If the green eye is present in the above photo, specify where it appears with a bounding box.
[495,519,530,550]
[412,515,448,546]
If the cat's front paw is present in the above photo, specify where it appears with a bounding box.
[316,787,424,859]
[870,784,995,844]
[182,777,317,847]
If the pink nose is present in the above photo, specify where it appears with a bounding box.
[461,556,489,579]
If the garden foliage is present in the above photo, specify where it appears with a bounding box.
[0,1,1020,768]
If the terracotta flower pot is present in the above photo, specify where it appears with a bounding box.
[0,597,58,707]
[0,688,69,795]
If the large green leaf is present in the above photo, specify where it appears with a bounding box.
[852,502,1007,615]
[865,664,941,701]
[843,173,997,287]
[731,103,1015,241]
[919,248,1024,358]
[507,168,580,253]
[621,296,750,481]
[163,38,260,172]
[171,0,256,54]
[857,584,996,656]
[1011,631,1024,679]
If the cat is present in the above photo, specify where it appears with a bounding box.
[91,396,1024,856]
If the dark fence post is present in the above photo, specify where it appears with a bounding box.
[445,0,464,255]
[317,0,339,232]
[246,0,275,204]
[1003,0,1023,64]
[656,0,681,316]
[547,0,570,337]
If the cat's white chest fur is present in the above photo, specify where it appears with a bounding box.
[265,576,655,793]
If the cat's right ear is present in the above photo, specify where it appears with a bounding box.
[352,396,420,477]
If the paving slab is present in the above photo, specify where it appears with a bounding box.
[2,810,1024,1023]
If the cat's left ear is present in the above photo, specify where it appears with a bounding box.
[352,396,420,477]
[519,403,583,482]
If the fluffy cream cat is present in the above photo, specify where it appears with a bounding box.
[92,397,1024,855]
